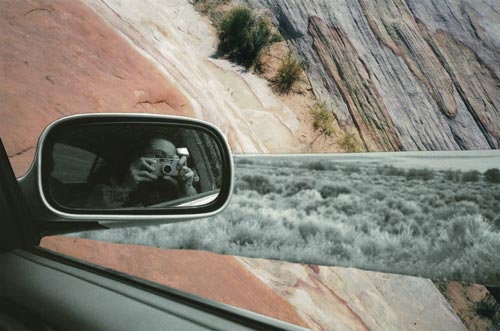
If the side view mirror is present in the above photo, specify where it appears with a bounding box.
[19,114,233,226]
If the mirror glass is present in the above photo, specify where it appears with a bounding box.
[45,124,224,211]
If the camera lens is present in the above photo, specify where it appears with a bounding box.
[162,165,173,175]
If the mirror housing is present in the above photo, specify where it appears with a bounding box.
[18,114,233,227]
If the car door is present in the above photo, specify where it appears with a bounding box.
[0,138,310,331]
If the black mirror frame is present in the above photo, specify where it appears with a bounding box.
[35,113,233,221]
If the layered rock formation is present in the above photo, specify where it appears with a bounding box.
[42,236,470,331]
[2,0,306,177]
[81,0,307,154]
[238,258,468,331]
[243,0,499,151]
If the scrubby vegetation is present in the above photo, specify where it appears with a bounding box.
[217,6,276,68]
[272,53,304,94]
[462,170,480,182]
[192,0,230,21]
[474,294,500,329]
[338,132,361,152]
[485,168,500,183]
[474,296,499,319]
[311,102,335,139]
[75,158,500,286]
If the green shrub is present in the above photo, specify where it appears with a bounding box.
[311,102,335,137]
[474,296,499,319]
[218,6,273,68]
[484,168,500,183]
[272,53,304,94]
[339,132,361,152]
[270,33,283,43]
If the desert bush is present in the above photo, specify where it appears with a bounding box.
[193,0,231,21]
[339,132,361,152]
[454,200,480,215]
[474,295,499,319]
[381,165,406,177]
[342,164,361,174]
[444,169,461,182]
[304,160,326,171]
[406,168,435,181]
[234,178,250,192]
[298,221,319,240]
[319,184,353,198]
[360,238,381,257]
[239,174,276,195]
[369,189,387,201]
[461,170,480,182]
[383,209,405,227]
[386,198,421,216]
[333,194,362,216]
[419,193,445,210]
[284,180,314,197]
[272,53,304,94]
[452,190,480,203]
[234,157,255,165]
[484,168,500,183]
[301,160,337,171]
[311,102,335,137]
[218,6,274,68]
[493,215,500,229]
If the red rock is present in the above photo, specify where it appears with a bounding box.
[40,236,310,328]
[308,264,320,274]
[0,0,194,177]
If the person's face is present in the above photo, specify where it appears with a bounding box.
[142,138,176,158]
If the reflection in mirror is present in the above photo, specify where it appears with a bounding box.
[46,124,223,210]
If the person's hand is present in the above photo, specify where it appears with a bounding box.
[163,156,196,196]
[123,157,158,190]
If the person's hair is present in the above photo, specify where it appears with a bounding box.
[129,134,175,161]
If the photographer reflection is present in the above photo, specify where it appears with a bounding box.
[85,137,197,209]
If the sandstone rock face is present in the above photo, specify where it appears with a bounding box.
[2,0,307,178]
[40,237,470,331]
[308,16,402,151]
[0,0,195,176]
[238,258,468,331]
[435,281,500,331]
[41,236,310,328]
[81,0,306,154]
[243,0,499,151]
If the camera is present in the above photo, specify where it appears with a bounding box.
[150,156,180,177]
